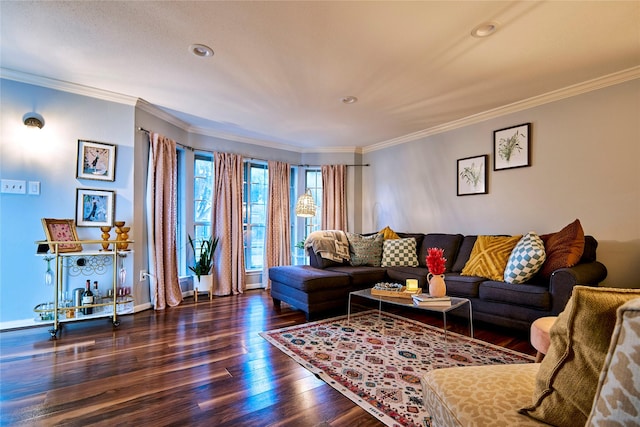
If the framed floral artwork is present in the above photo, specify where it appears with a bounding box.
[41,218,82,253]
[493,123,531,170]
[457,154,488,196]
[75,188,115,227]
[76,140,116,181]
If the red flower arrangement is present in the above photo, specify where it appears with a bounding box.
[426,247,447,275]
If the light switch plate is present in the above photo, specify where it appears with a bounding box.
[1,179,27,194]
[28,181,41,195]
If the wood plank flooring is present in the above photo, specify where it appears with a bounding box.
[0,290,535,426]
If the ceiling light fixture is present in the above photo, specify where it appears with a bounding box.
[471,22,499,38]
[341,96,358,104]
[23,113,44,129]
[189,44,214,58]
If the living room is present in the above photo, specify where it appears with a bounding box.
[1,1,639,425]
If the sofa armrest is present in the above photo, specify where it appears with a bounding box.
[549,262,608,314]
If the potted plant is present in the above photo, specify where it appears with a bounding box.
[188,234,219,296]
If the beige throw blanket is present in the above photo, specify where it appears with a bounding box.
[304,230,350,263]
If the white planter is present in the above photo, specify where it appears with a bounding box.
[194,274,214,300]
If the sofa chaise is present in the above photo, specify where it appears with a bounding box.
[269,220,608,330]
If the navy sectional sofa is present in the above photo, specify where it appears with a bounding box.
[268,232,608,330]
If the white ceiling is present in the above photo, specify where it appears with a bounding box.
[1,1,639,152]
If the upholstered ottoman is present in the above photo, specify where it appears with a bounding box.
[421,363,545,427]
[530,316,556,362]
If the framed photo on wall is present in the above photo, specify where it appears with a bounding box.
[77,140,116,181]
[457,154,488,196]
[76,188,115,227]
[41,218,82,253]
[493,123,531,170]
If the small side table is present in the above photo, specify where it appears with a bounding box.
[531,316,557,362]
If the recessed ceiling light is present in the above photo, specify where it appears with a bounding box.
[189,44,214,57]
[471,22,499,38]
[341,96,358,104]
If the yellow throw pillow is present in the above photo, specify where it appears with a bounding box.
[461,235,522,281]
[520,286,640,426]
[378,226,400,240]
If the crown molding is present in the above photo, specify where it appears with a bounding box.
[0,68,139,106]
[363,66,640,154]
[135,99,191,130]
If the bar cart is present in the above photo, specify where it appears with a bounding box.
[35,239,133,339]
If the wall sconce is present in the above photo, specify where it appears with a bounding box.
[23,113,44,129]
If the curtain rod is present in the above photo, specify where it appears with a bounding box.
[137,128,370,166]
[137,127,194,151]
[297,164,370,167]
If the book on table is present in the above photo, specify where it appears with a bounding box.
[412,294,452,307]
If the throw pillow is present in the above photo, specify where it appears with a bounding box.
[520,286,640,426]
[378,226,400,240]
[504,232,546,284]
[347,232,384,267]
[381,238,419,267]
[461,235,522,281]
[539,219,585,278]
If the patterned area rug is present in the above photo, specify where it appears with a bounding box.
[260,311,534,427]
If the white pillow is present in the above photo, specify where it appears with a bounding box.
[504,232,546,284]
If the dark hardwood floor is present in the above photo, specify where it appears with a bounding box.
[0,290,535,426]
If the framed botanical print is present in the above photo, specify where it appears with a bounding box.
[41,218,82,253]
[75,188,115,227]
[77,140,116,181]
[494,123,531,170]
[457,154,488,196]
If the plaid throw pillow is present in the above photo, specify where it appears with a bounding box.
[381,238,419,267]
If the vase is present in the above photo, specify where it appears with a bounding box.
[427,273,447,297]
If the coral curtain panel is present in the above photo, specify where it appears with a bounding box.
[213,152,246,295]
[321,164,347,231]
[146,132,182,309]
[264,161,291,288]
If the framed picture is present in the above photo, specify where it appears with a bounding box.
[76,188,115,227]
[457,154,488,196]
[77,140,116,181]
[41,218,82,253]
[493,123,531,170]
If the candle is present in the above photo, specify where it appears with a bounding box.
[406,279,418,291]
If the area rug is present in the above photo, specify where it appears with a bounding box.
[260,310,534,427]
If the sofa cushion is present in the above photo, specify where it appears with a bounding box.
[307,247,346,269]
[386,266,430,289]
[346,232,384,267]
[461,235,522,281]
[539,219,585,278]
[381,237,419,267]
[423,363,544,427]
[581,235,598,263]
[504,232,546,284]
[442,273,483,298]
[326,265,387,287]
[520,286,640,426]
[451,235,477,272]
[479,281,551,311]
[418,233,463,271]
[378,226,400,240]
[268,266,350,293]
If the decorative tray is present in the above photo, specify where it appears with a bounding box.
[371,282,422,298]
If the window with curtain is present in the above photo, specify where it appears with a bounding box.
[305,169,322,234]
[193,153,213,256]
[243,161,268,271]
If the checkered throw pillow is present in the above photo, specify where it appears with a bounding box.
[381,238,419,267]
[504,232,546,284]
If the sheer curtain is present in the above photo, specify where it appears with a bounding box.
[264,161,291,288]
[146,132,182,309]
[321,164,347,230]
[212,152,246,295]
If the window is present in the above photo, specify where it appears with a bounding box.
[305,169,322,234]
[243,161,268,271]
[193,154,213,254]
[176,148,186,276]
